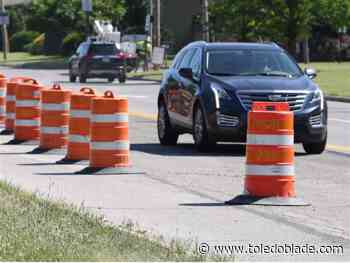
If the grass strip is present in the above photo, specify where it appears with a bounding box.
[0,181,217,261]
[130,62,350,98]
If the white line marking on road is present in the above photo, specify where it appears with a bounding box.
[119,95,149,99]
[329,118,350,124]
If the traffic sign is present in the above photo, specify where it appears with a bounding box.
[152,47,165,65]
[145,14,151,33]
[4,0,31,6]
[0,12,9,25]
[81,0,92,12]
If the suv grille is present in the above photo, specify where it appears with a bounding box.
[237,91,309,112]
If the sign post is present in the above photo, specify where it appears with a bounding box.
[1,0,31,60]
[82,0,92,37]
[0,0,9,60]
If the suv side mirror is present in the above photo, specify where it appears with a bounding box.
[179,68,193,79]
[305,68,317,79]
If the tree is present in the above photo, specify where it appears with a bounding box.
[24,0,126,35]
[209,0,350,56]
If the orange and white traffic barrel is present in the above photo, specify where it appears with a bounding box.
[15,79,44,141]
[4,77,33,133]
[40,84,71,149]
[89,91,130,168]
[65,87,96,161]
[0,74,7,124]
[226,102,308,206]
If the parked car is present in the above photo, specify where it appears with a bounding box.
[69,40,127,83]
[157,41,328,154]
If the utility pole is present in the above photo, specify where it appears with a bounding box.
[0,0,9,60]
[201,0,209,42]
[149,0,153,47]
[155,0,161,47]
[153,0,161,47]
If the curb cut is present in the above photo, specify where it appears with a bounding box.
[325,96,350,103]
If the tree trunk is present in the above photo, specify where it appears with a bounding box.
[286,0,298,58]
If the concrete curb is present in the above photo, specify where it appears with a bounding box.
[326,96,350,103]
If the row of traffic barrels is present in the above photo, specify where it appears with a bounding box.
[0,74,129,169]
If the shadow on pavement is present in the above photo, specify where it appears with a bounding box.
[35,172,81,176]
[19,162,65,166]
[131,143,246,157]
[131,143,309,157]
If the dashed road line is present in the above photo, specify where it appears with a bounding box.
[329,118,350,124]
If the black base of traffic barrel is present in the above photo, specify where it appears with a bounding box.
[28,147,66,155]
[0,129,14,135]
[75,166,145,175]
[225,194,310,206]
[56,158,88,165]
[3,139,39,145]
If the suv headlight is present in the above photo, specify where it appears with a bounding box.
[211,83,231,109]
[311,88,324,111]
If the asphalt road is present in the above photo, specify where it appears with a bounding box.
[0,67,349,261]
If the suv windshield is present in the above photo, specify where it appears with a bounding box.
[89,44,118,55]
[206,49,303,78]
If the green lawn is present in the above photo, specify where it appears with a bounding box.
[300,62,350,97]
[0,181,213,261]
[131,62,350,97]
[129,70,164,82]
[0,52,60,63]
[0,52,67,69]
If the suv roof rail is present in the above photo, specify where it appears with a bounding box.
[266,41,281,48]
[188,40,207,46]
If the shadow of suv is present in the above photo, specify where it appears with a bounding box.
[157,41,327,154]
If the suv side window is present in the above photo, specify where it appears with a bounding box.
[179,48,196,69]
[172,49,186,69]
[190,48,202,79]
[76,44,83,55]
[80,43,89,56]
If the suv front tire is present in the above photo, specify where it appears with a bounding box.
[158,101,179,145]
[303,136,327,154]
[193,105,216,151]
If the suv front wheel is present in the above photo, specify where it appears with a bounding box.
[302,135,327,154]
[158,102,179,145]
[193,105,216,151]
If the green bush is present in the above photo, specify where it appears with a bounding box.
[24,33,45,55]
[10,31,40,52]
[61,32,84,56]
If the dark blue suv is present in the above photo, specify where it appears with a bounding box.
[157,41,327,154]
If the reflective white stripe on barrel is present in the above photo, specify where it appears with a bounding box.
[0,106,5,115]
[6,113,15,119]
[6,95,15,102]
[70,110,90,118]
[246,165,295,176]
[69,135,89,143]
[91,113,128,123]
[247,134,294,146]
[16,100,40,107]
[91,141,129,151]
[42,103,70,111]
[0,89,5,97]
[41,126,69,135]
[15,119,40,126]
